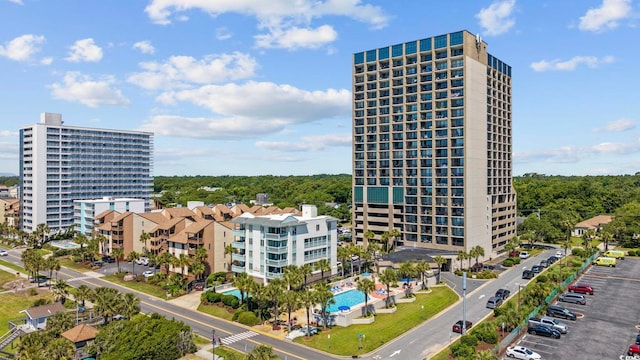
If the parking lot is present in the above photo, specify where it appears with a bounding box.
[508,257,640,360]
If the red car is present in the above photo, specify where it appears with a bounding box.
[452,320,472,334]
[568,283,594,295]
[628,344,640,356]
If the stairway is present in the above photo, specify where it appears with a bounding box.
[0,327,22,352]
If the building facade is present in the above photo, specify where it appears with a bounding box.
[351,30,516,259]
[19,112,153,234]
[74,197,146,236]
[230,205,338,284]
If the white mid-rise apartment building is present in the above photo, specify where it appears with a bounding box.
[73,197,146,236]
[230,205,338,284]
[19,112,153,234]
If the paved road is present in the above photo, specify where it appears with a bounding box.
[0,250,333,360]
[359,248,559,360]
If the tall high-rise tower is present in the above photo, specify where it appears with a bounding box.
[352,30,516,259]
[19,112,153,234]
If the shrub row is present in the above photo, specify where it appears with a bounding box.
[502,256,521,267]
[201,291,240,309]
[627,249,640,256]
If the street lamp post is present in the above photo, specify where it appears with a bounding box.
[517,283,525,312]
[211,329,216,360]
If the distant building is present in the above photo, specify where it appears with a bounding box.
[230,204,338,284]
[572,215,612,237]
[74,197,145,236]
[19,112,153,234]
[0,198,19,227]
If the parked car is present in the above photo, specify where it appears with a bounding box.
[519,251,531,259]
[471,262,484,272]
[603,250,625,259]
[546,305,577,321]
[485,264,496,270]
[92,260,104,267]
[136,257,149,266]
[522,270,535,279]
[486,296,503,309]
[531,265,542,274]
[0,250,8,256]
[539,260,548,268]
[568,283,594,295]
[558,293,586,305]
[101,255,115,263]
[527,324,561,339]
[628,344,640,356]
[302,325,318,336]
[495,288,511,300]
[546,256,559,264]
[528,317,568,334]
[636,334,640,345]
[509,250,520,258]
[505,346,542,360]
[556,251,564,257]
[452,320,472,334]
[142,270,154,279]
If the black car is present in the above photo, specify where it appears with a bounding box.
[452,320,473,334]
[539,260,548,268]
[495,288,511,300]
[546,305,577,321]
[531,265,542,273]
[522,270,535,279]
[101,255,116,263]
[547,256,559,264]
[528,324,561,338]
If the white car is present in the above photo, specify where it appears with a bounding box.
[0,250,8,256]
[142,270,154,278]
[519,251,531,259]
[505,345,541,360]
[556,250,564,257]
[136,257,149,266]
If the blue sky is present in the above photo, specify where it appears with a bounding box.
[0,0,638,177]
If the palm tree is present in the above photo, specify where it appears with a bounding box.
[473,349,498,360]
[74,233,89,262]
[398,261,416,282]
[94,233,108,256]
[139,231,151,255]
[44,338,75,360]
[316,258,331,281]
[75,284,94,307]
[380,231,391,253]
[471,245,485,271]
[389,228,401,251]
[378,268,398,308]
[363,229,375,249]
[191,261,205,281]
[467,248,475,270]
[92,287,122,324]
[300,264,312,288]
[415,260,430,290]
[177,253,191,277]
[45,256,60,287]
[496,300,519,331]
[233,272,251,305]
[195,246,208,268]
[22,249,43,284]
[313,281,335,329]
[126,251,140,275]
[283,265,302,291]
[35,223,50,248]
[282,290,300,333]
[119,292,141,319]
[52,279,69,303]
[299,289,317,334]
[337,246,350,277]
[456,250,467,271]
[264,278,286,329]
[112,247,124,272]
[224,244,235,272]
[433,256,446,283]
[247,344,279,360]
[356,278,375,317]
[157,251,175,275]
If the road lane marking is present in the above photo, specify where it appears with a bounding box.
[221,331,258,345]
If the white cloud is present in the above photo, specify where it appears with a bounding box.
[596,118,636,132]
[49,72,130,107]
[476,0,516,36]
[127,52,258,90]
[66,38,103,62]
[255,25,338,49]
[5,0,23,4]
[530,55,614,72]
[516,139,640,164]
[133,40,155,54]
[144,0,387,49]
[0,130,19,137]
[215,27,233,40]
[140,81,350,139]
[256,133,351,152]
[40,57,53,65]
[579,0,632,32]
[0,34,45,61]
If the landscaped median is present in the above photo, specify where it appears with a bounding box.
[293,286,457,356]
[102,274,170,299]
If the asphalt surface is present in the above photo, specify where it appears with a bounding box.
[509,256,640,360]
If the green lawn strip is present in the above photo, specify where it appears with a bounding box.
[197,303,235,321]
[0,291,54,333]
[213,346,245,360]
[59,258,91,273]
[294,286,458,356]
[102,275,168,299]
[0,268,18,287]
[0,259,25,274]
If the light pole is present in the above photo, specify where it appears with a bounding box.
[211,329,216,360]
[462,272,467,335]
[516,283,525,312]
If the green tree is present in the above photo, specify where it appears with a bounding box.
[300,263,312,288]
[456,250,467,271]
[112,247,124,272]
[315,258,331,281]
[120,292,141,319]
[264,278,286,329]
[415,260,431,290]
[379,268,398,308]
[45,311,74,336]
[471,245,485,271]
[283,265,302,291]
[92,287,122,324]
[44,256,61,287]
[337,246,350,277]
[363,230,375,249]
[139,231,151,255]
[126,251,141,274]
[177,253,192,278]
[157,251,175,276]
[224,244,235,272]
[191,260,205,281]
[246,344,279,360]
[281,290,300,333]
[233,272,252,305]
[75,284,94,307]
[313,281,335,329]
[356,278,375,317]
[299,288,317,335]
[44,337,75,360]
[398,261,417,282]
[52,279,69,303]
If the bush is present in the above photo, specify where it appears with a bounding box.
[512,256,521,265]
[451,343,475,358]
[476,270,497,279]
[472,322,498,345]
[571,248,585,257]
[28,288,38,296]
[460,334,478,347]
[232,310,244,321]
[53,249,70,257]
[237,311,259,326]
[502,258,514,267]
[536,274,548,283]
[202,291,223,304]
[221,294,240,308]
[628,250,636,256]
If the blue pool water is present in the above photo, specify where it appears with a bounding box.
[326,289,369,313]
[50,240,80,249]
[222,289,251,299]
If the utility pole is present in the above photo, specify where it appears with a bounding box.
[462,271,467,335]
[212,329,216,360]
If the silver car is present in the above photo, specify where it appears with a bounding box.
[558,293,586,305]
[486,296,503,309]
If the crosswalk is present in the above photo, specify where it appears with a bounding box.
[220,331,258,345]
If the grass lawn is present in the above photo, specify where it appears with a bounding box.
[0,269,19,287]
[294,286,458,356]
[102,275,168,299]
[197,303,235,321]
[213,346,245,360]
[0,259,25,274]
[0,290,54,333]
[59,258,91,273]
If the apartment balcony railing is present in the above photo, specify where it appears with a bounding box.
[231,241,245,250]
[264,233,288,240]
[266,259,288,267]
[232,253,245,262]
[266,271,283,279]
[265,246,288,254]
[232,229,245,237]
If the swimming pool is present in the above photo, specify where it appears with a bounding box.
[221,288,251,300]
[50,240,80,250]
[326,289,369,313]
